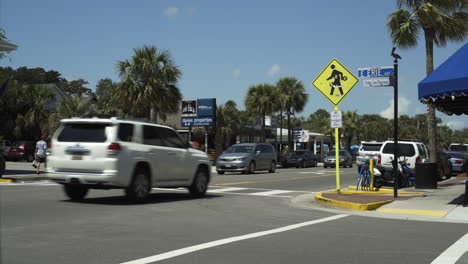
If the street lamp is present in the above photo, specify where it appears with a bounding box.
[391,47,402,198]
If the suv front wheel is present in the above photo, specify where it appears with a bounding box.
[126,168,151,202]
[63,184,89,201]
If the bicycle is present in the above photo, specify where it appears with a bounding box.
[356,161,372,191]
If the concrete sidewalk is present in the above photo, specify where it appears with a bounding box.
[376,180,468,222]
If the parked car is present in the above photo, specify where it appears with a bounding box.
[0,154,5,177]
[323,150,353,168]
[216,143,277,174]
[7,141,35,162]
[447,151,467,174]
[356,141,383,172]
[46,116,212,202]
[282,150,318,168]
[378,140,429,171]
[436,149,452,180]
[0,140,12,156]
[448,143,468,153]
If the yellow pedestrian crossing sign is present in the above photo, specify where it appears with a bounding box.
[312,59,358,105]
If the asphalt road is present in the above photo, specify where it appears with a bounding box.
[1,162,467,264]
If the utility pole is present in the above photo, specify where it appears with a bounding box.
[391,47,402,198]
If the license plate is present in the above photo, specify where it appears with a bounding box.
[225,165,232,168]
[72,155,83,160]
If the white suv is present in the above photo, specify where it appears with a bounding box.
[47,117,212,202]
[356,141,384,171]
[378,140,429,171]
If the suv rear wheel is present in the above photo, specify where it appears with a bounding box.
[125,168,151,202]
[63,184,89,201]
[189,169,209,197]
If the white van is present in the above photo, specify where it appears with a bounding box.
[378,140,429,171]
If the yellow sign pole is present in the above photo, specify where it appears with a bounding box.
[334,104,341,194]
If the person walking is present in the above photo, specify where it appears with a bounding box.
[33,136,47,174]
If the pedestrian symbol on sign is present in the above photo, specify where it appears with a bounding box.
[326,64,348,97]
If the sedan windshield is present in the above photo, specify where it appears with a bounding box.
[327,151,347,156]
[448,152,465,159]
[225,145,254,153]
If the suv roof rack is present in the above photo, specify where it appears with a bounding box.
[386,138,423,143]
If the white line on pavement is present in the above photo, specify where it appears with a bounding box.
[120,214,349,264]
[431,233,468,264]
[207,187,248,193]
[298,172,325,174]
[248,190,295,196]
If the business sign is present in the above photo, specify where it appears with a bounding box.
[298,130,310,143]
[363,78,391,87]
[197,98,216,117]
[181,99,197,117]
[312,59,358,105]
[357,66,393,78]
[181,117,215,127]
[292,128,302,140]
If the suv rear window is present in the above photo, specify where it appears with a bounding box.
[382,143,415,157]
[58,123,108,142]
[361,144,382,151]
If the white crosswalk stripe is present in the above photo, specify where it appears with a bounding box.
[0,181,314,198]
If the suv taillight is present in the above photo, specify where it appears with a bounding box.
[107,143,121,155]
[416,156,421,164]
[455,160,462,165]
[377,154,381,165]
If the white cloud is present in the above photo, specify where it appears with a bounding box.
[379,96,411,119]
[267,64,280,77]
[232,68,241,79]
[446,121,465,131]
[187,7,197,16]
[163,7,179,17]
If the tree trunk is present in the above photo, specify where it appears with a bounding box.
[279,109,283,156]
[287,106,292,152]
[425,30,437,163]
[261,115,266,142]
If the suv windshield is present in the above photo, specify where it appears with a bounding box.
[327,151,346,156]
[449,145,468,152]
[57,123,109,142]
[360,143,382,151]
[382,143,416,156]
[225,145,255,153]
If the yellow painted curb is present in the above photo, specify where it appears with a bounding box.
[0,178,14,183]
[314,192,393,211]
[376,208,447,216]
[347,186,423,195]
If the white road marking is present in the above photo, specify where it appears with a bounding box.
[298,172,325,174]
[431,233,468,264]
[248,190,294,196]
[120,214,349,264]
[208,187,248,193]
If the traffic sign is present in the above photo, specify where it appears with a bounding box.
[357,66,393,78]
[312,59,358,105]
[363,78,391,87]
[330,110,342,120]
[331,119,342,128]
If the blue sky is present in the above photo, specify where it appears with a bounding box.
[1,0,466,130]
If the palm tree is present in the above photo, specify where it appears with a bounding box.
[387,0,468,162]
[116,45,182,122]
[341,111,360,152]
[244,83,278,142]
[214,100,240,157]
[276,77,309,151]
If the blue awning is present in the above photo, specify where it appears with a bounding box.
[418,42,468,115]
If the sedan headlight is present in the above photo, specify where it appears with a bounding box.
[235,157,246,161]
